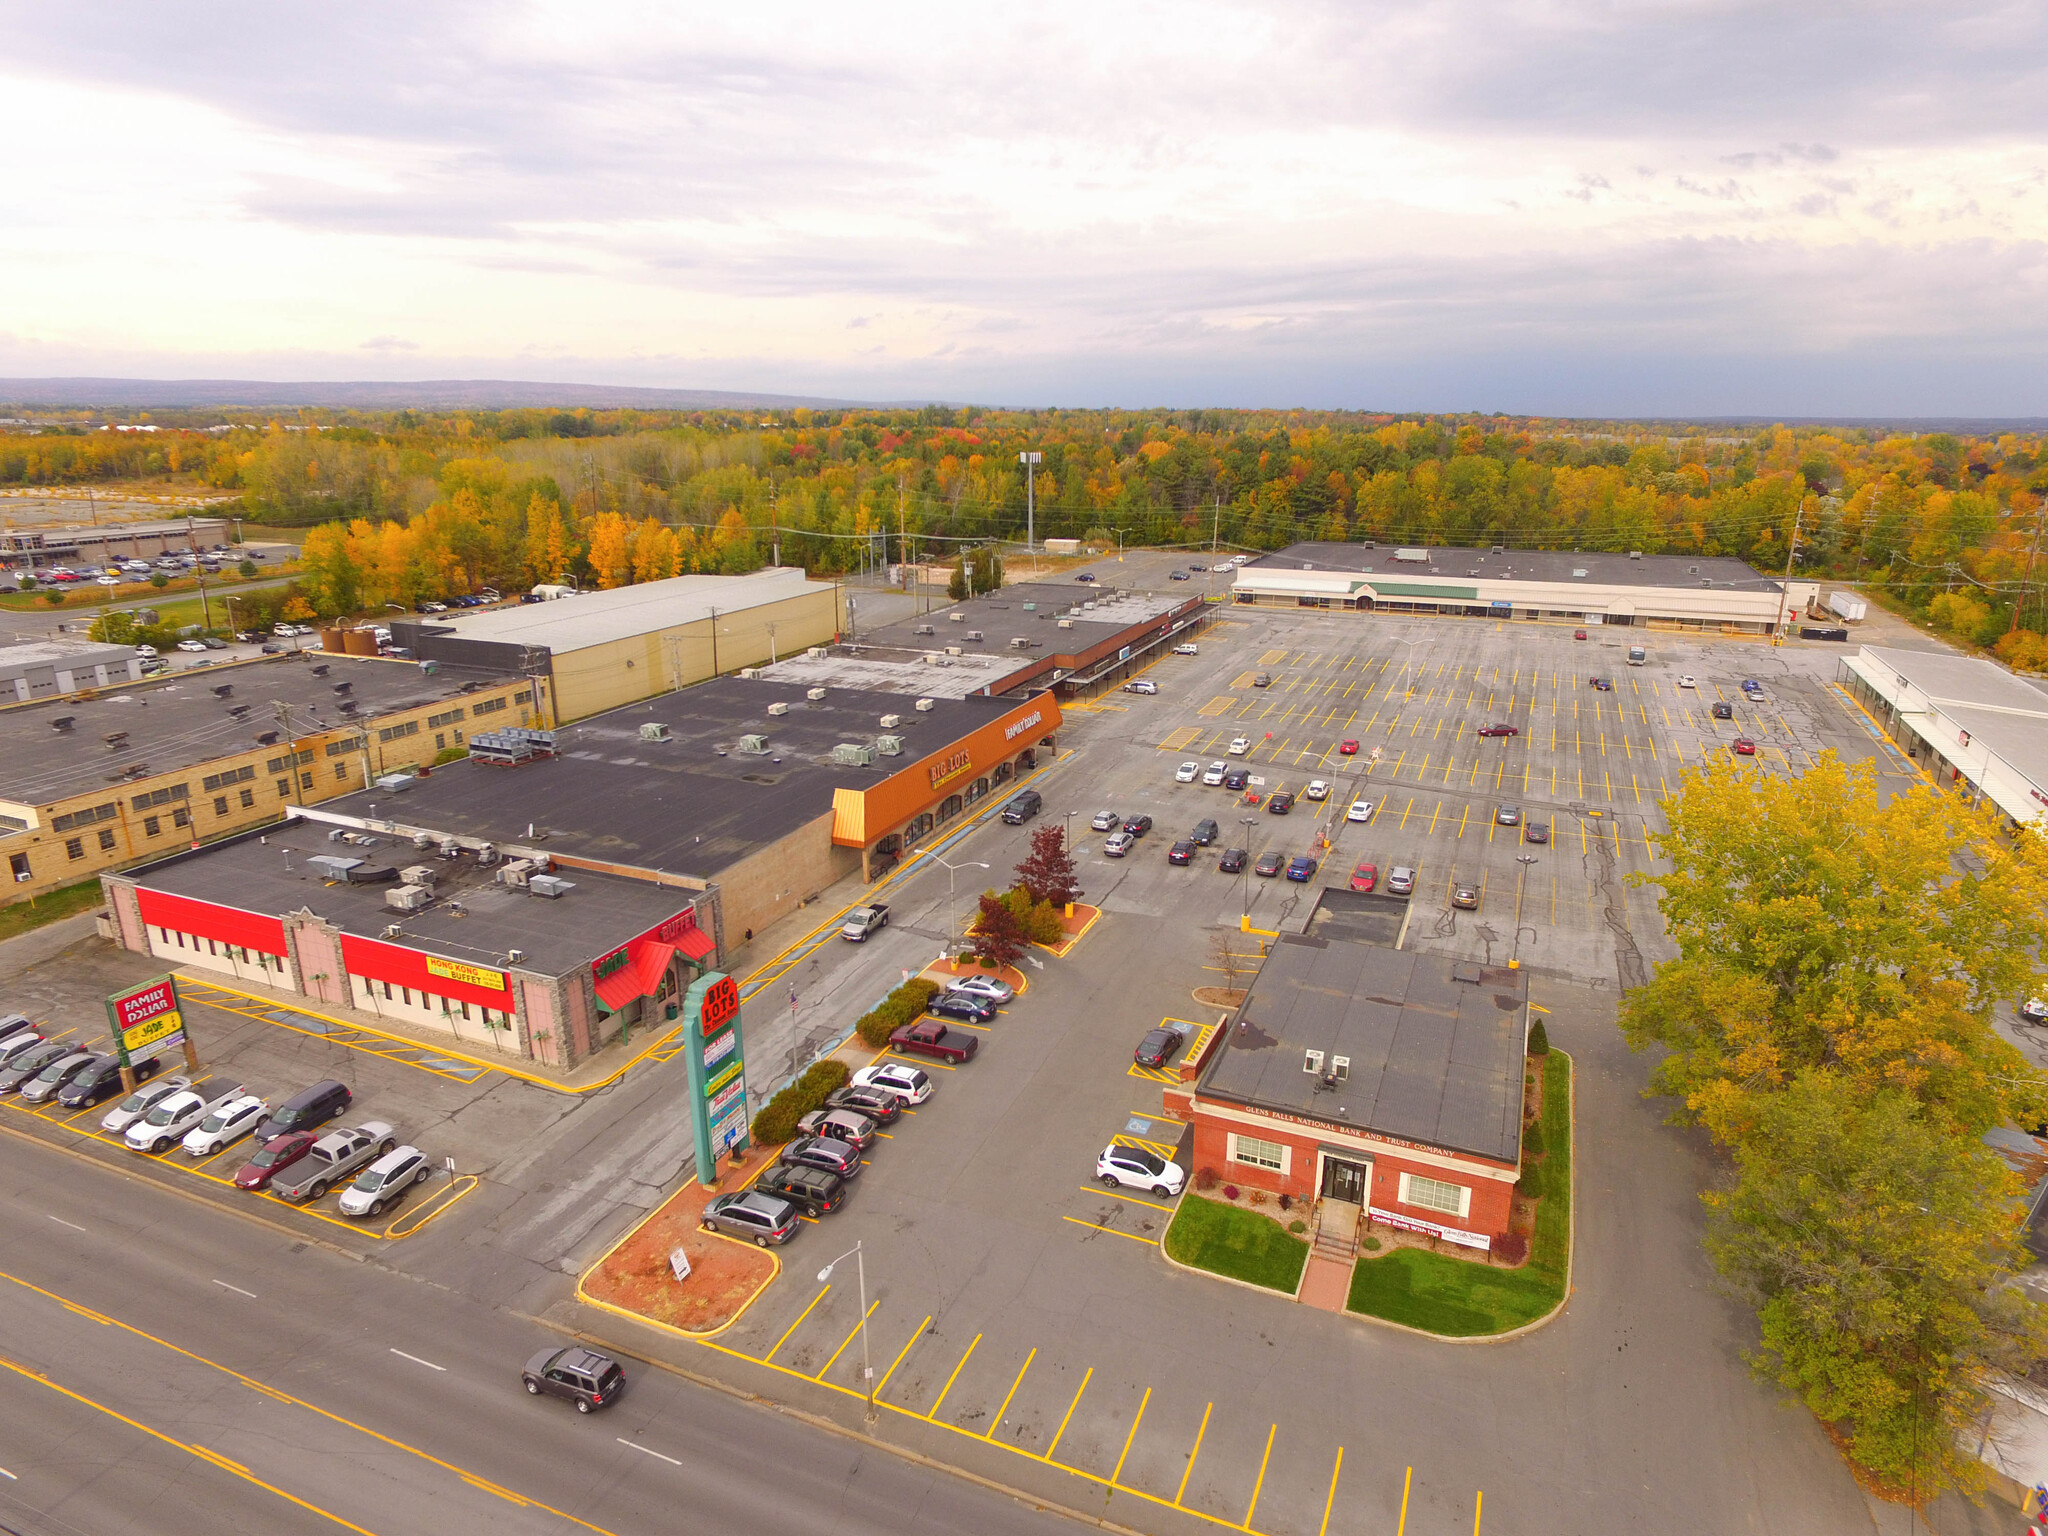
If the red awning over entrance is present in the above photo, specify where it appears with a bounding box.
[594,938,678,1013]
[672,924,715,962]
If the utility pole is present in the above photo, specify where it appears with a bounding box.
[1018,451,1041,553]
[272,701,303,805]
[187,513,214,633]
[2013,503,2045,635]
[1770,503,1804,646]
[707,605,719,677]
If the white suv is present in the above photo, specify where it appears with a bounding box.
[1228,737,1252,756]
[1201,762,1227,785]
[1173,643,1198,656]
[1096,1144,1185,1197]
[851,1062,933,1104]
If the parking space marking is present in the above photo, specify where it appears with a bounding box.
[1318,1447,1345,1536]
[928,1332,982,1418]
[1112,1386,1153,1488]
[1061,1214,1160,1244]
[1044,1367,1093,1463]
[1082,1185,1176,1212]
[986,1347,1038,1444]
[768,1286,832,1361]
[877,1316,931,1396]
[815,1299,880,1382]
[177,982,495,1084]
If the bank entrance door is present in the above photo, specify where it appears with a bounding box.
[1321,1156,1369,1206]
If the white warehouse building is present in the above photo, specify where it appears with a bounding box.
[1232,543,1819,633]
[1839,646,2048,830]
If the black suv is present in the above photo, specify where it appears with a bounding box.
[1218,847,1248,873]
[1167,839,1196,865]
[522,1347,625,1413]
[753,1162,848,1217]
[254,1079,352,1144]
[1001,790,1043,824]
[1191,818,1219,845]
[1222,767,1250,791]
[1121,814,1153,838]
[1712,701,1734,720]
[1267,792,1295,814]
[57,1053,157,1109]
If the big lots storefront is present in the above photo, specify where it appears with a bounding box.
[101,836,719,1071]
[1164,930,1529,1252]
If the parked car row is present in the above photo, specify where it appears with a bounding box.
[701,1061,941,1247]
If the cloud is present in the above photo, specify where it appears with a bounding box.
[1,1,2046,409]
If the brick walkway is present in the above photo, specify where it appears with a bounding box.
[1297,1253,1352,1312]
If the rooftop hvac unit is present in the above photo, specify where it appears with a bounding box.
[876,735,904,755]
[807,647,826,658]
[931,656,953,667]
[329,827,350,842]
[339,700,359,715]
[344,864,398,885]
[914,625,935,635]
[497,857,543,888]
[1571,568,1588,578]
[475,843,498,866]
[439,839,463,860]
[879,713,902,728]
[306,855,361,880]
[385,884,432,913]
[767,701,790,715]
[255,730,279,745]
[832,743,876,766]
[1082,601,1096,610]
[1057,619,1074,628]
[332,682,352,695]
[966,630,983,641]
[806,687,827,701]
[915,698,936,712]
[946,646,961,656]
[638,721,671,742]
[373,773,416,792]
[1393,547,1430,563]
[923,652,940,664]
[310,664,329,677]
[736,734,770,755]
[50,715,74,732]
[211,684,232,698]
[399,864,438,887]
[228,703,251,718]
[1022,602,1036,612]
[527,874,575,899]
[413,832,434,849]
[737,667,763,679]
[1628,551,1643,559]
[949,611,965,622]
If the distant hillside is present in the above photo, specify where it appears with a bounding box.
[0,377,915,411]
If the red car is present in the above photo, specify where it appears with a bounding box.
[1732,737,1757,756]
[1348,862,1378,893]
[1573,629,1587,640]
[1338,739,1359,755]
[232,1130,319,1191]
[1477,723,1519,738]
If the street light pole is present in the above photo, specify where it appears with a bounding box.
[1239,814,1258,917]
[817,1242,874,1424]
[918,850,989,956]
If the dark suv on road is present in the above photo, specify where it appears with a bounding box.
[522,1347,626,1413]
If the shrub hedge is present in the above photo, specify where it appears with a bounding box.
[748,1057,853,1146]
[853,976,942,1048]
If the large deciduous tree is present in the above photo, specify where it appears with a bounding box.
[1015,824,1081,907]
[1622,754,2048,1142]
[969,893,1027,970]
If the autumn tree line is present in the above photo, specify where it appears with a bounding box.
[3,408,2044,658]
[1624,757,2048,1503]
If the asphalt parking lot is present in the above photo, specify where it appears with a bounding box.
[640,602,1908,1536]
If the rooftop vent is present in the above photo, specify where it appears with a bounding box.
[966,630,983,641]
[639,721,671,742]
[1571,568,1588,578]
[527,874,575,899]
[306,855,361,879]
[103,731,129,748]
[736,733,770,755]
[338,701,359,715]
[876,735,904,755]
[879,713,902,729]
[915,698,936,712]
[832,742,876,766]
[914,625,935,636]
[806,687,827,701]
[949,611,965,622]
[310,664,329,677]
[372,772,415,792]
[737,667,763,679]
[332,682,353,695]
[1687,565,1700,575]
[255,730,279,745]
[228,704,251,718]
[1057,619,1074,628]
[49,716,74,732]
[766,701,790,716]
[211,684,232,698]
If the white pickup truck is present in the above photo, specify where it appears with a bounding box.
[125,1082,248,1155]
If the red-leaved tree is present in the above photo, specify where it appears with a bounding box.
[970,893,1028,970]
[1015,823,1082,907]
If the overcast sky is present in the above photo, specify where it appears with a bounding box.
[3,1,2046,414]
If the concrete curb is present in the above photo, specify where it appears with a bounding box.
[526,1304,1155,1536]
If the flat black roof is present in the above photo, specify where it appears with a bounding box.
[327,675,1029,879]
[1250,542,1777,591]
[1,654,512,808]
[856,581,1197,661]
[1199,910,1526,1164]
[131,824,694,978]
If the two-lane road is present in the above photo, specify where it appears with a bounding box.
[0,1136,1085,1536]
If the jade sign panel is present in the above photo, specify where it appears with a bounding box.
[681,971,748,1187]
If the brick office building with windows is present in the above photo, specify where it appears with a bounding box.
[1165,894,1529,1252]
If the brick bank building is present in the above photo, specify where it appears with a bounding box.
[1166,895,1529,1252]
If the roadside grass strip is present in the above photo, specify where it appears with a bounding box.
[1345,1049,1572,1337]
[1162,1193,1309,1294]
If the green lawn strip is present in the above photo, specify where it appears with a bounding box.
[1346,1049,1572,1336]
[1163,1193,1310,1294]
[0,878,106,942]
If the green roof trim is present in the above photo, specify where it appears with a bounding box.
[1364,581,1480,600]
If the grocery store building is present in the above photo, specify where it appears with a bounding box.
[1232,542,1819,634]
[1165,893,1529,1253]
[1838,646,2048,829]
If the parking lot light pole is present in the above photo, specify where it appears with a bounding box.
[1396,635,1427,700]
[817,1242,875,1423]
[918,850,988,955]
[1239,815,1258,916]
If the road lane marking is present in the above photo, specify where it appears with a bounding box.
[46,1215,86,1233]
[212,1280,257,1299]
[616,1439,683,1467]
[389,1349,446,1372]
